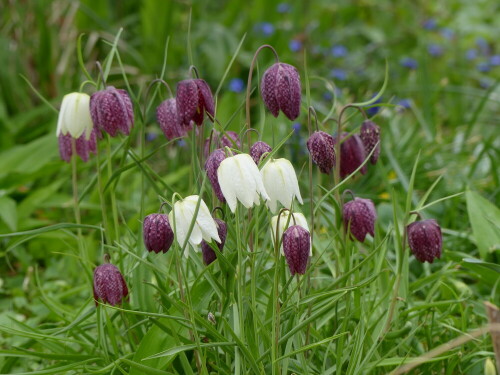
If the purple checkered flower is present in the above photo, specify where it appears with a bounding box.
[143,213,174,254]
[90,86,134,137]
[407,219,442,263]
[93,262,129,306]
[176,79,215,126]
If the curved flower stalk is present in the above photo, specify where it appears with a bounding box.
[260,158,303,212]
[169,195,221,256]
[90,86,134,137]
[217,153,270,213]
[271,211,311,255]
[56,92,96,162]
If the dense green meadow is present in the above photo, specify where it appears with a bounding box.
[0,1,499,374]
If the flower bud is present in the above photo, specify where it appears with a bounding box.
[359,120,380,164]
[176,79,215,126]
[205,149,227,203]
[334,132,367,179]
[306,131,335,174]
[407,219,442,263]
[143,213,174,254]
[261,62,301,121]
[90,86,134,137]
[343,197,377,242]
[250,141,272,164]
[156,98,191,140]
[201,218,228,265]
[93,263,129,306]
[282,225,311,275]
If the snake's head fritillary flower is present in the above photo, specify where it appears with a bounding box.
[90,86,134,137]
[217,153,269,213]
[342,197,377,242]
[205,148,227,203]
[250,141,272,165]
[143,213,174,254]
[334,132,367,179]
[169,195,220,255]
[359,120,381,165]
[271,211,311,255]
[176,79,215,126]
[282,225,311,275]
[201,218,228,265]
[260,158,303,213]
[261,62,301,121]
[407,219,442,263]
[156,98,191,140]
[307,131,335,174]
[56,92,96,163]
[93,262,129,306]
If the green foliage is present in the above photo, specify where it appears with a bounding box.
[1,0,499,374]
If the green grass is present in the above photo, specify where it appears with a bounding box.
[0,0,499,374]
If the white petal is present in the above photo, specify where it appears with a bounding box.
[191,196,221,243]
[56,95,70,136]
[234,154,257,209]
[64,93,92,139]
[218,158,238,212]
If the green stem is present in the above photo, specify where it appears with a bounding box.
[105,135,119,244]
[272,215,282,375]
[95,143,111,246]
[235,205,246,374]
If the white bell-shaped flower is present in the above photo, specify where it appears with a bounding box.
[260,158,303,213]
[217,153,270,213]
[56,92,93,139]
[271,211,311,255]
[169,195,221,255]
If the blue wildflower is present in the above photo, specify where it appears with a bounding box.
[397,99,411,110]
[228,78,245,93]
[277,3,291,13]
[255,22,275,37]
[331,45,348,58]
[401,57,418,70]
[146,132,158,142]
[428,44,443,57]
[330,68,347,81]
[466,49,478,60]
[323,91,333,101]
[477,62,491,73]
[365,96,382,117]
[177,139,187,147]
[440,28,454,40]
[289,39,302,52]
[490,55,500,66]
[422,19,437,30]
[292,122,301,134]
[476,37,489,55]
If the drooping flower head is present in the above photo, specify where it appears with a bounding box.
[201,218,228,265]
[334,132,367,179]
[359,120,381,165]
[205,148,227,203]
[169,195,221,255]
[282,225,311,275]
[307,131,335,174]
[271,211,311,255]
[156,98,191,140]
[342,197,377,242]
[93,262,129,306]
[260,158,303,212]
[56,92,96,163]
[90,86,134,137]
[176,79,215,126]
[261,62,301,121]
[143,213,174,254]
[217,153,269,212]
[250,141,272,165]
[407,219,442,263]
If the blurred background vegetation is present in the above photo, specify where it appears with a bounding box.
[0,0,499,373]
